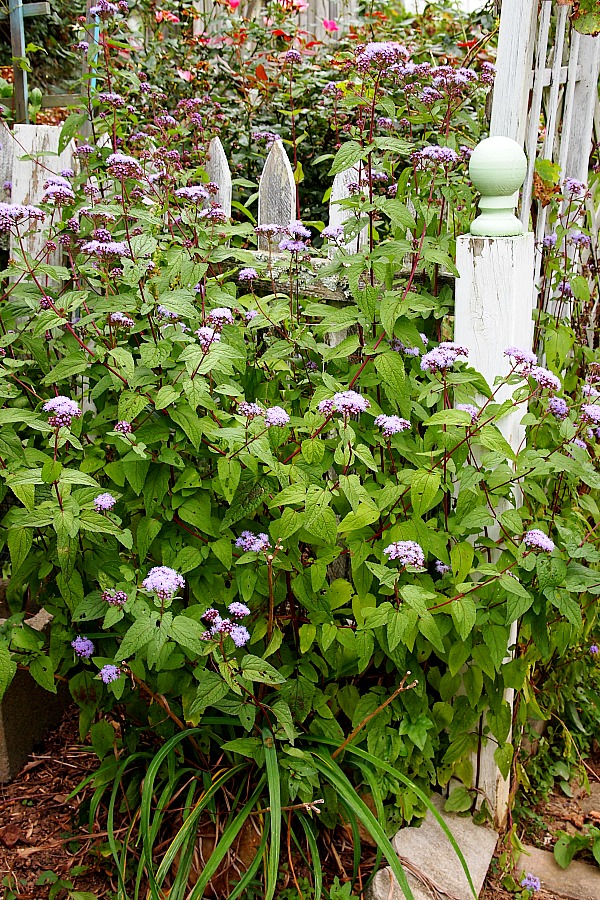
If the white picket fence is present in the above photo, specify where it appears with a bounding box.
[192,0,360,41]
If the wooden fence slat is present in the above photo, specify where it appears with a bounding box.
[490,0,538,145]
[9,0,28,124]
[328,164,367,256]
[257,139,296,250]
[206,136,232,219]
[562,35,600,185]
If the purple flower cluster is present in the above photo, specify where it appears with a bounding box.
[100,664,121,684]
[109,311,134,329]
[421,342,468,372]
[239,267,258,282]
[252,131,280,147]
[435,561,451,575]
[156,305,179,322]
[196,326,220,351]
[589,644,599,656]
[321,224,344,240]
[569,230,591,248]
[279,238,308,253]
[114,420,133,433]
[238,401,264,419]
[102,589,128,606]
[384,540,425,568]
[318,390,370,417]
[106,153,142,179]
[264,406,290,427]
[42,177,75,204]
[245,310,258,321]
[175,185,208,203]
[208,307,234,327]
[285,49,302,64]
[201,611,251,647]
[563,178,587,197]
[43,395,82,428]
[82,240,131,259]
[0,202,45,232]
[548,397,569,420]
[583,384,600,398]
[71,635,95,658]
[412,146,459,168]
[356,41,408,72]
[456,403,479,423]
[529,366,561,391]
[229,601,251,618]
[235,531,271,552]
[504,347,538,370]
[142,566,185,599]
[524,530,555,552]
[98,92,125,108]
[94,492,116,512]
[581,404,600,424]
[542,233,557,249]
[520,873,541,892]
[375,414,411,436]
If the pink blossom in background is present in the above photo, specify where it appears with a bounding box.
[177,68,193,81]
[229,0,240,8]
[155,9,179,22]
[323,18,338,32]
[293,0,309,10]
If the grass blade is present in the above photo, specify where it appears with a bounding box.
[297,814,322,900]
[228,818,269,900]
[263,728,281,900]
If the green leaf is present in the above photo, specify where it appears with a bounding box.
[30,655,57,693]
[374,352,405,400]
[190,671,231,717]
[263,729,281,900]
[8,527,32,574]
[554,834,578,869]
[444,787,473,813]
[41,459,62,483]
[117,614,158,660]
[451,542,473,585]
[90,719,115,760]
[384,200,416,231]
[482,625,510,672]
[171,615,211,656]
[136,517,162,562]
[451,598,476,641]
[411,469,441,517]
[218,457,242,503]
[42,352,88,384]
[426,409,472,427]
[572,0,600,35]
[301,439,325,465]
[241,654,286,685]
[154,385,181,410]
[0,646,16,702]
[118,391,148,422]
[329,140,364,175]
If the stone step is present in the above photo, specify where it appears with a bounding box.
[516,845,600,900]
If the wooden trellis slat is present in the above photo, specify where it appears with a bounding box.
[256,139,297,250]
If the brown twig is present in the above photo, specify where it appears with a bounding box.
[332,673,418,759]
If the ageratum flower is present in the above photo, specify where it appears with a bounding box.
[435,561,451,575]
[142,566,185,599]
[106,152,143,179]
[238,401,264,419]
[102,589,128,606]
[563,178,587,197]
[94,492,116,512]
[318,390,370,417]
[229,602,251,618]
[285,49,302,63]
[524,530,555,552]
[279,238,307,253]
[548,397,569,420]
[43,395,82,428]
[542,233,557,249]
[589,644,599,656]
[71,635,95,658]
[583,384,600,398]
[82,240,131,259]
[0,203,45,232]
[321,224,344,240]
[97,92,125,108]
[504,346,538,369]
[108,312,134,328]
[581,404,600,424]
[208,308,234,327]
[196,326,220,351]
[384,540,425,568]
[99,664,121,684]
[520,873,541,892]
[569,230,591,248]
[230,625,250,647]
[529,366,561,391]
[245,310,258,321]
[235,531,271,552]
[456,403,479,423]
[412,146,459,168]
[264,406,290,427]
[356,42,408,72]
[375,414,411,436]
[239,267,258,282]
[174,185,208,203]
[421,342,468,372]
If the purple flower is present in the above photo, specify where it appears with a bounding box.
[456,404,479,423]
[563,178,587,197]
[548,397,569,420]
[77,41,90,51]
[94,492,116,512]
[278,238,307,253]
[90,0,120,17]
[43,395,82,428]
[71,635,95,658]
[318,390,370,417]
[435,561,451,575]
[174,185,208,203]
[590,644,599,655]
[412,146,459,168]
[524,530,555,552]
[230,624,250,647]
[229,601,251,618]
[100,664,121,684]
[239,267,258,282]
[557,279,573,298]
[285,49,302,64]
[245,310,258,321]
[375,414,411,436]
[196,326,220,351]
[421,342,468,373]
[582,384,600,398]
[581,404,600,424]
[238,401,264,419]
[480,61,496,84]
[202,608,221,623]
[98,92,125,109]
[504,347,538,369]
[529,366,560,391]
[569,230,591,248]
[264,406,290,427]
[102,589,128,606]
[252,131,280,147]
[322,224,344,240]
[569,438,587,451]
[235,531,271,552]
[82,240,131,259]
[208,307,234,327]
[74,144,95,157]
[108,312,134,329]
[115,420,133,433]
[356,41,408,72]
[520,873,541,892]
[384,540,425,568]
[391,338,420,357]
[106,152,142,179]
[542,233,557,249]
[0,202,45,232]
[288,221,311,238]
[142,566,185,599]
[43,183,75,204]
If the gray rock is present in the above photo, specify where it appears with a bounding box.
[367,793,497,900]
[516,845,600,900]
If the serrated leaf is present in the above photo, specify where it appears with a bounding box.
[171,615,211,655]
[0,647,16,702]
[450,597,476,641]
[411,469,441,517]
[30,655,57,693]
[329,140,364,175]
[117,614,158,660]
[218,457,241,503]
[241,654,286,685]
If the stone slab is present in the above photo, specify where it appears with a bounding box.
[579,782,600,815]
[0,608,70,782]
[367,793,497,900]
[516,845,600,900]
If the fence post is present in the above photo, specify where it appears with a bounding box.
[455,136,534,830]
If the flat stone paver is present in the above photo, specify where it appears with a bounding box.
[367,793,497,900]
[516,845,600,900]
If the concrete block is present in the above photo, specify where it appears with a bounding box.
[516,845,600,900]
[367,794,497,900]
[0,608,70,782]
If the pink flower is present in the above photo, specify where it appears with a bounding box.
[323,18,338,32]
[155,9,179,22]
[229,0,240,8]
[177,68,193,82]
[292,0,308,10]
